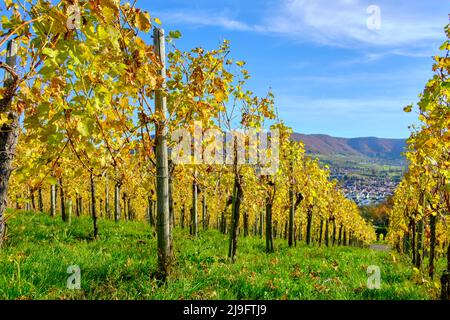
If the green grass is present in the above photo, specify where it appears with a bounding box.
[0,211,440,300]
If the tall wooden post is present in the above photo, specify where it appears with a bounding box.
[38,187,44,212]
[191,170,198,237]
[306,206,313,245]
[168,160,174,230]
[90,172,98,239]
[50,184,56,217]
[154,27,172,280]
[288,182,295,247]
[114,182,120,222]
[105,172,110,219]
[265,198,273,252]
[66,198,72,224]
[429,214,437,279]
[202,194,207,230]
[288,155,295,247]
[259,211,263,238]
[59,177,67,222]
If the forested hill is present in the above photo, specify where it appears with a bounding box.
[291,133,407,160]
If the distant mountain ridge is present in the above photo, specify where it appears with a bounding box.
[291,133,407,160]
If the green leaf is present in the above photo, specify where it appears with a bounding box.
[42,48,57,58]
[1,15,11,29]
[47,176,58,186]
[169,30,182,39]
[439,40,450,51]
[77,121,90,137]
[39,65,55,78]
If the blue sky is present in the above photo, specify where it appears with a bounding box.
[145,1,448,138]
[2,1,446,138]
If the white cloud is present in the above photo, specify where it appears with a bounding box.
[154,10,263,32]
[156,0,448,50]
[339,49,436,65]
[265,0,447,47]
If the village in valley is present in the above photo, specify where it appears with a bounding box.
[338,173,399,206]
[313,154,406,207]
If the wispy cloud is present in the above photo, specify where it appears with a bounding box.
[156,0,448,50]
[266,0,447,48]
[149,0,441,138]
[154,10,264,32]
[334,49,438,67]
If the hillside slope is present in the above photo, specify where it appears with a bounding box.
[0,211,437,300]
[291,133,407,160]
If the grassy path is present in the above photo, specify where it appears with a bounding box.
[0,211,439,300]
[370,244,390,252]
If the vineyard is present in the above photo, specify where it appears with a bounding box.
[386,23,450,298]
[0,1,449,301]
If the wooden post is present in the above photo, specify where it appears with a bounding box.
[298,221,303,241]
[122,192,127,221]
[265,198,273,252]
[105,172,110,219]
[306,206,313,245]
[66,198,73,224]
[191,170,198,236]
[114,182,120,222]
[202,194,207,230]
[416,217,424,269]
[228,169,243,262]
[79,196,83,216]
[318,219,324,247]
[429,214,437,279]
[75,195,80,217]
[259,211,263,238]
[38,187,44,212]
[440,244,450,300]
[243,211,249,237]
[154,27,172,280]
[59,177,67,222]
[332,218,336,246]
[168,160,174,230]
[288,185,295,247]
[90,172,98,239]
[50,184,56,217]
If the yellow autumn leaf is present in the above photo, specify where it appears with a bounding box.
[0,113,12,126]
[77,121,90,137]
[214,90,225,103]
[136,11,151,32]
